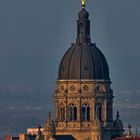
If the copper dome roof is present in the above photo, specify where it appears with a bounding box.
[58,43,109,80]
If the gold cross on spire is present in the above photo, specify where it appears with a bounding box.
[81,0,86,8]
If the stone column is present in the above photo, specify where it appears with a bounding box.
[91,99,95,121]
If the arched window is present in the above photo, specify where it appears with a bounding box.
[62,107,65,120]
[79,23,84,37]
[81,106,86,121]
[68,104,77,121]
[68,106,73,121]
[74,106,77,121]
[59,104,65,121]
[95,103,102,121]
[98,104,102,121]
[60,107,63,120]
[81,104,90,122]
[60,106,65,121]
[87,106,90,121]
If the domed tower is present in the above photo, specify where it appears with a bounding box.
[54,1,123,140]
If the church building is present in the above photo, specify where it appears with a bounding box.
[44,1,124,140]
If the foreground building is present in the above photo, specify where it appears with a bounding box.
[113,125,140,140]
[6,1,125,140]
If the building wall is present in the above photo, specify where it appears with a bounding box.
[55,80,114,140]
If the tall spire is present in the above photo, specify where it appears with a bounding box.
[76,0,91,44]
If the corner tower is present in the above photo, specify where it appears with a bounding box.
[54,1,124,140]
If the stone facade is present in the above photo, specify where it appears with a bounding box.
[53,80,122,140]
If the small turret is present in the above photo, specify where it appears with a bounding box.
[112,111,124,138]
[126,124,133,138]
[113,111,123,128]
[44,112,55,138]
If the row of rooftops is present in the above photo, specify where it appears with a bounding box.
[5,124,140,140]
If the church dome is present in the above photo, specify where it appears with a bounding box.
[113,119,123,128]
[58,7,109,80]
[113,111,124,129]
[58,43,109,80]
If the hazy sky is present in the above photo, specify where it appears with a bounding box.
[0,0,140,137]
[0,0,140,93]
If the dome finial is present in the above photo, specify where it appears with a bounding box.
[81,0,86,8]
